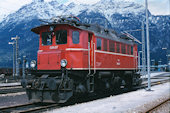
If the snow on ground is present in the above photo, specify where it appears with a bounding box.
[48,82,170,113]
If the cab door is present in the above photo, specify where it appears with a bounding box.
[88,33,95,69]
[87,33,96,93]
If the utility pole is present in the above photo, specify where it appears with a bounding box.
[138,51,142,73]
[145,0,151,91]
[8,41,16,78]
[141,21,146,75]
[12,36,20,78]
[22,56,26,79]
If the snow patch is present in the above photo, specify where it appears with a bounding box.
[48,82,170,113]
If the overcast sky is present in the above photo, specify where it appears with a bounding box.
[0,0,169,15]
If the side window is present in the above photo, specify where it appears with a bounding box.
[97,38,102,50]
[109,40,115,52]
[103,39,107,51]
[131,46,133,55]
[121,44,126,54]
[127,45,130,55]
[56,30,67,44]
[72,31,79,44]
[42,32,52,46]
[116,42,120,53]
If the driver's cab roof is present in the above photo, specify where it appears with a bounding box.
[31,16,140,45]
[31,23,77,34]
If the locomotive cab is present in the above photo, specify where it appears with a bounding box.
[37,25,68,70]
[24,23,90,103]
[31,24,88,71]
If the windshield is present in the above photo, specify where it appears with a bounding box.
[56,30,67,44]
[42,32,52,45]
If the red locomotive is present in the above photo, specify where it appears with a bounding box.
[22,16,142,103]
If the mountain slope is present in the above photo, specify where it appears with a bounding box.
[0,0,169,67]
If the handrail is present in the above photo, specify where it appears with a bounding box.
[88,42,91,75]
[93,43,96,74]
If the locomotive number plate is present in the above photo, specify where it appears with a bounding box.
[50,46,58,49]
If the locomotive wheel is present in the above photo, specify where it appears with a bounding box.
[112,77,122,92]
[125,77,133,90]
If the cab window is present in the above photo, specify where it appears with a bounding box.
[103,39,107,51]
[56,30,67,44]
[72,31,79,44]
[131,46,133,55]
[127,45,130,55]
[121,44,126,54]
[42,32,52,46]
[116,43,120,53]
[97,38,102,50]
[109,40,115,52]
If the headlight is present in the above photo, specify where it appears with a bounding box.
[60,59,67,67]
[30,60,36,68]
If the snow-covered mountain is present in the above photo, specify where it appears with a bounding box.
[0,0,169,67]
[0,0,144,28]
[0,9,8,22]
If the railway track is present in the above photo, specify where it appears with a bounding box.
[133,73,170,90]
[0,103,60,113]
[146,99,170,113]
[0,75,169,113]
[134,79,170,90]
[0,85,24,95]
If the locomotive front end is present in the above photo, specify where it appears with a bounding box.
[25,70,74,103]
[22,23,75,103]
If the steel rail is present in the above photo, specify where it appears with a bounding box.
[0,84,21,88]
[143,79,170,86]
[145,99,170,113]
[15,104,59,113]
[0,103,34,112]
[133,79,170,90]
[0,103,59,113]
[0,85,22,89]
[0,86,24,94]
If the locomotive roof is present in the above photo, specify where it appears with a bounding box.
[31,16,140,45]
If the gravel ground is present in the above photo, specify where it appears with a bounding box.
[0,93,29,107]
